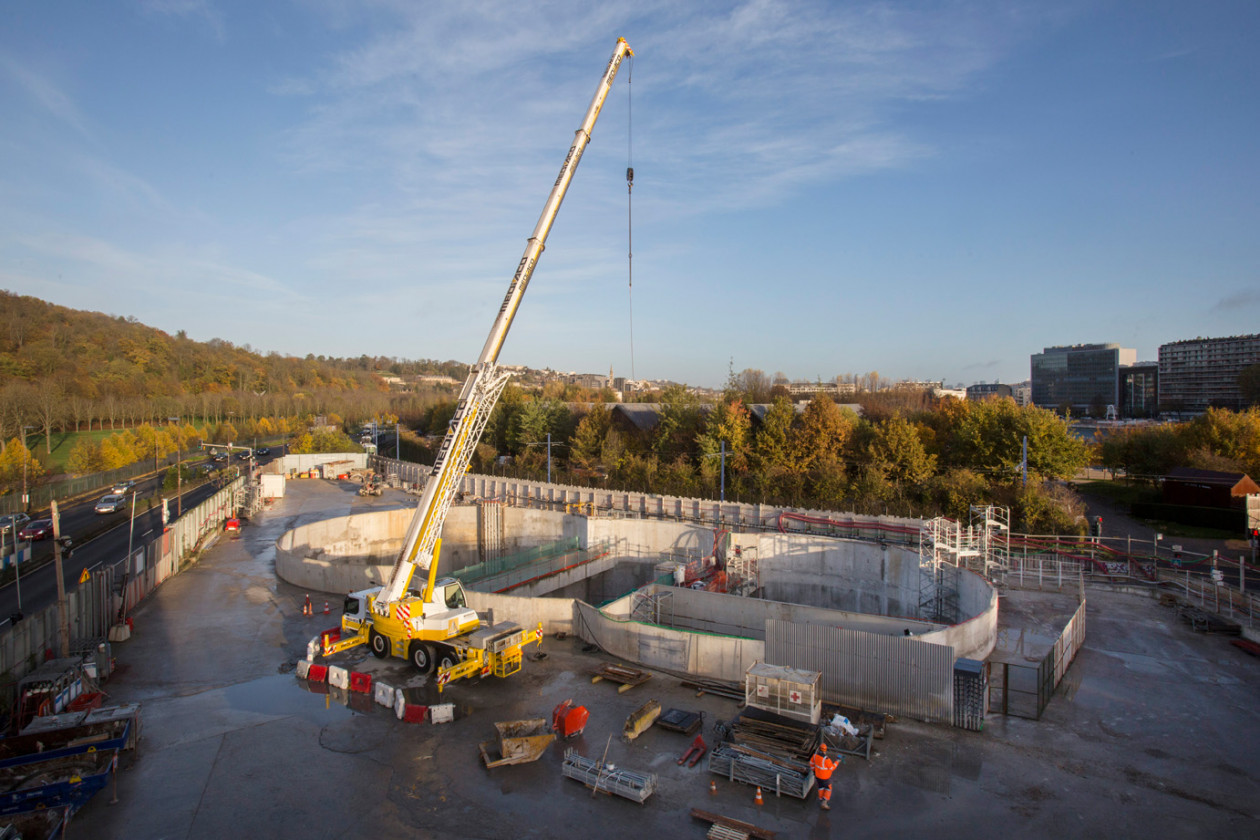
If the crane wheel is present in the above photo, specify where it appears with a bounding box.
[436,647,457,672]
[369,630,388,659]
[409,641,435,675]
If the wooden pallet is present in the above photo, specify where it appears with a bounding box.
[690,808,776,840]
[591,664,651,693]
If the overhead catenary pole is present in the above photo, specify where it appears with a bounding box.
[51,500,70,657]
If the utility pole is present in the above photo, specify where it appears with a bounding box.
[51,501,70,657]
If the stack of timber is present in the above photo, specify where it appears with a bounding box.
[561,749,657,803]
[707,708,818,799]
[591,664,652,693]
[729,709,819,763]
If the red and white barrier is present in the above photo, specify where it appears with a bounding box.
[393,693,428,723]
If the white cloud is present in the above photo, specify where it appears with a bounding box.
[0,55,92,139]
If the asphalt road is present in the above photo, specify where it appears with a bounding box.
[0,452,280,627]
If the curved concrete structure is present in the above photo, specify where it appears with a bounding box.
[275,503,997,662]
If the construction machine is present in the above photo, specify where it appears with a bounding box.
[314,38,634,690]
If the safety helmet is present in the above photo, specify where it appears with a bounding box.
[819,743,827,753]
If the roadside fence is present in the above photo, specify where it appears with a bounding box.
[0,477,244,700]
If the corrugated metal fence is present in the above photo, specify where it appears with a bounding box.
[0,478,243,690]
[765,619,956,724]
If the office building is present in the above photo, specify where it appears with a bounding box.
[1119,362,1159,418]
[1030,343,1136,414]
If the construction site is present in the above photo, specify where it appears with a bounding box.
[64,469,1259,840]
[19,36,1258,839]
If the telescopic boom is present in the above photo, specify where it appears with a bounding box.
[376,38,634,608]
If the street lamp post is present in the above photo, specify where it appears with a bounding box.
[20,425,36,512]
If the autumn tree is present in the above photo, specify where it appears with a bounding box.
[0,438,44,492]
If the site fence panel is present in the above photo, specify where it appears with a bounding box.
[765,619,955,724]
[0,478,244,696]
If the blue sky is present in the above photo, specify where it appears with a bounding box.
[2,1,1257,389]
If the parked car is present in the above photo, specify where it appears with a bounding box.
[95,494,127,514]
[0,513,31,535]
[110,480,136,494]
[17,519,53,541]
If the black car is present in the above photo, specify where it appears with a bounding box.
[212,454,228,463]
[257,446,271,457]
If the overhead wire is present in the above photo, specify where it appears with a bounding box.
[625,54,635,382]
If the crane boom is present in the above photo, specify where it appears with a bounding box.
[377,38,633,609]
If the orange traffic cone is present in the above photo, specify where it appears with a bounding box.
[709,780,717,795]
[303,595,312,616]
[754,787,764,807]
[324,601,330,615]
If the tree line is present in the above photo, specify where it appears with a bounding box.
[411,375,1095,534]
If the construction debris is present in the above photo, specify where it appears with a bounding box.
[561,748,657,803]
[689,808,777,840]
[591,663,651,693]
[479,718,555,768]
[623,699,661,740]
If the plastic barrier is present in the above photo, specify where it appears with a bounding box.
[394,693,428,723]
[430,703,455,724]
[305,664,329,683]
[374,682,396,708]
[349,672,372,694]
[328,666,350,690]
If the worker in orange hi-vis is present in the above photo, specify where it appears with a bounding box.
[810,743,840,810]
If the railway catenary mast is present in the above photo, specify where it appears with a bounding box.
[320,38,633,685]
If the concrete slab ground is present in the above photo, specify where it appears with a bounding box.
[72,479,1260,839]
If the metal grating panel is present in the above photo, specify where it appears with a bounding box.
[765,620,954,724]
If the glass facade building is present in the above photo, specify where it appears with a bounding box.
[1030,343,1136,414]
[1119,362,1159,418]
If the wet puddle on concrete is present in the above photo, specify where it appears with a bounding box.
[226,673,361,725]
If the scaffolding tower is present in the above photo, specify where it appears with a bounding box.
[968,505,1010,576]
[918,506,1011,624]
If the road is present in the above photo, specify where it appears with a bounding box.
[0,451,280,626]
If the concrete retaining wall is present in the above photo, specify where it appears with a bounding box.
[574,599,763,684]
[751,533,922,618]
[275,494,999,674]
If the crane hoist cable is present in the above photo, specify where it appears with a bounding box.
[625,53,636,382]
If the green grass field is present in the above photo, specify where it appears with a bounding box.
[24,428,130,474]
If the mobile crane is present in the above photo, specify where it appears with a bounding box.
[315,38,634,690]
